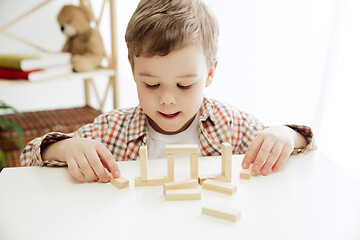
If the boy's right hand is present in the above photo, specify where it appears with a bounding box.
[42,137,120,183]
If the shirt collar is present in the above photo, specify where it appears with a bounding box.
[126,105,148,143]
[200,96,220,125]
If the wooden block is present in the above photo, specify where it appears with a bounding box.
[135,176,168,187]
[167,154,175,182]
[198,174,219,185]
[240,169,251,179]
[190,153,199,180]
[165,144,198,155]
[202,179,237,195]
[163,179,198,195]
[221,142,232,179]
[109,175,129,189]
[140,146,148,181]
[240,164,253,180]
[165,188,201,201]
[198,174,229,185]
[202,203,241,222]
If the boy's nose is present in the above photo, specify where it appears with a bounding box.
[160,93,176,105]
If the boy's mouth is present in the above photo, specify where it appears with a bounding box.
[159,111,180,119]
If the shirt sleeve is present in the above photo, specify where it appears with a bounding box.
[19,113,107,167]
[286,124,316,154]
[232,110,265,154]
[231,110,315,155]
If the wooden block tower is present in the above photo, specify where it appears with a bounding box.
[165,144,199,182]
[162,145,201,201]
[198,142,233,184]
[135,146,168,187]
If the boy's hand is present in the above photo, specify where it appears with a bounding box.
[42,138,120,183]
[242,126,305,176]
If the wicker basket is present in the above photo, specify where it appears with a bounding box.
[0,106,102,168]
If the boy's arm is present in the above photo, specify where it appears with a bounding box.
[226,103,314,175]
[285,124,315,153]
[20,113,105,167]
[20,132,71,167]
[241,125,315,176]
[293,128,308,148]
[19,114,120,182]
[41,137,120,182]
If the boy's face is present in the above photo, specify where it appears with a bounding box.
[132,43,216,135]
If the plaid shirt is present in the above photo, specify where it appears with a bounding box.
[20,97,314,167]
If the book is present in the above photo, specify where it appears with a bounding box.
[0,53,71,71]
[0,64,73,81]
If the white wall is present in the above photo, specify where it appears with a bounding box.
[1,0,359,177]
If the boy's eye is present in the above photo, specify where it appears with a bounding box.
[145,83,159,89]
[177,84,193,90]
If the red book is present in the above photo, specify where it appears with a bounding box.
[0,64,72,81]
[0,68,42,80]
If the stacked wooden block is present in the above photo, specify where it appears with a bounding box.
[197,143,232,184]
[163,145,201,200]
[135,146,168,187]
[202,179,237,195]
[163,179,201,201]
[165,144,199,182]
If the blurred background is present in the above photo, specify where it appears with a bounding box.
[0,0,359,177]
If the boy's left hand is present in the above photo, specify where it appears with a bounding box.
[242,126,304,176]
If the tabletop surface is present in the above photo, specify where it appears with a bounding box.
[1,151,360,240]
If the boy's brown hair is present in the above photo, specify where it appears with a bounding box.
[125,0,219,69]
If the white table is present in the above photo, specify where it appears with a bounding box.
[1,151,359,240]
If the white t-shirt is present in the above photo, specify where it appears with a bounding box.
[146,112,200,159]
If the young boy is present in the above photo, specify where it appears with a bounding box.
[20,0,314,183]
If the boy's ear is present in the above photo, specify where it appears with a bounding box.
[205,59,218,87]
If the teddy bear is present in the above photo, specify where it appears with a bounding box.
[57,4,105,72]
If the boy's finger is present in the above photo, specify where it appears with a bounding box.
[260,142,282,175]
[96,144,120,178]
[75,153,98,181]
[272,143,292,172]
[85,150,109,182]
[242,135,264,168]
[66,157,85,182]
[252,137,276,175]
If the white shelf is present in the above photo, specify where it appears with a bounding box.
[0,0,119,110]
[0,68,115,87]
